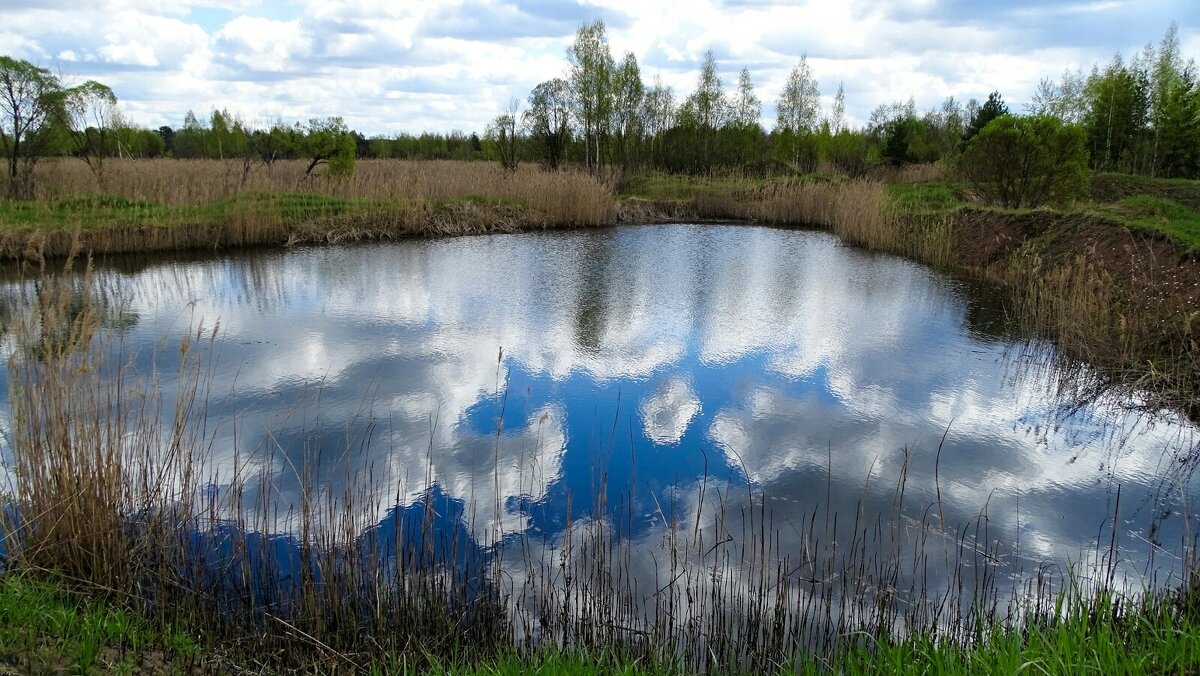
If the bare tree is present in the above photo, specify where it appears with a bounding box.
[487,98,521,172]
[59,80,122,187]
[830,81,846,134]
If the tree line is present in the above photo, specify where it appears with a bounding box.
[499,20,1197,181]
[2,21,1197,200]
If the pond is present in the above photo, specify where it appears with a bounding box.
[1,223,1197,650]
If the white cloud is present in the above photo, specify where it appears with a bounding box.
[215,17,310,72]
[1,1,1195,142]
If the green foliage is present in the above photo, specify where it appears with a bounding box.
[567,19,615,172]
[1084,55,1151,173]
[959,114,1089,208]
[961,90,1009,147]
[301,116,356,177]
[824,129,871,177]
[888,181,963,215]
[0,55,63,197]
[525,78,572,169]
[796,592,1200,675]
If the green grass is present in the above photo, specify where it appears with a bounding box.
[0,571,201,674]
[5,567,1197,675]
[887,181,965,216]
[378,651,675,676]
[1093,194,1200,249]
[795,592,1200,675]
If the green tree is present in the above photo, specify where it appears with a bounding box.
[1153,65,1200,178]
[679,49,727,171]
[958,114,1088,209]
[775,56,820,166]
[250,121,298,167]
[1083,57,1149,172]
[174,110,207,159]
[961,91,1009,147]
[568,20,615,172]
[524,78,572,170]
[0,56,62,198]
[301,117,355,177]
[610,52,644,172]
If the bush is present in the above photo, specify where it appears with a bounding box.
[958,115,1088,208]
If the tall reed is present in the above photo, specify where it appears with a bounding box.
[0,160,616,261]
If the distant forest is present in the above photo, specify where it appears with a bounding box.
[2,20,1197,190]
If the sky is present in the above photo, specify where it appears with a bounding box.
[1,0,1197,136]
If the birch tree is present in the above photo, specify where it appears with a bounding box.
[776,56,820,135]
[731,67,761,128]
[567,20,614,172]
[524,78,571,170]
[0,56,61,198]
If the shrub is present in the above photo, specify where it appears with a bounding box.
[958,114,1088,208]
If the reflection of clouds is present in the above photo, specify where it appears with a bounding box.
[640,376,700,445]
[0,226,1194,587]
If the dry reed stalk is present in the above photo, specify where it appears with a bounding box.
[1,160,616,260]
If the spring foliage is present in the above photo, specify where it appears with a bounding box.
[958,115,1089,209]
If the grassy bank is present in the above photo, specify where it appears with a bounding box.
[4,568,1199,674]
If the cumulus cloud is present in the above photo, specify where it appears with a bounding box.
[1,1,1195,143]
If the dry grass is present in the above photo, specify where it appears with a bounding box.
[0,160,615,261]
[30,159,614,219]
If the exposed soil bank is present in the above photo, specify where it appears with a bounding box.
[946,207,1197,417]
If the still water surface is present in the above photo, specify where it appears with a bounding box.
[3,224,1197,600]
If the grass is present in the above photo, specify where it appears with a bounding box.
[0,571,201,674]
[800,591,1200,675]
[2,572,1199,675]
[886,180,964,216]
[1093,194,1200,250]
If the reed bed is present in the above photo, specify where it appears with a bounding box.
[0,279,1187,674]
[0,160,615,261]
[28,159,613,219]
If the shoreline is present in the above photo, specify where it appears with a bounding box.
[2,177,1196,419]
